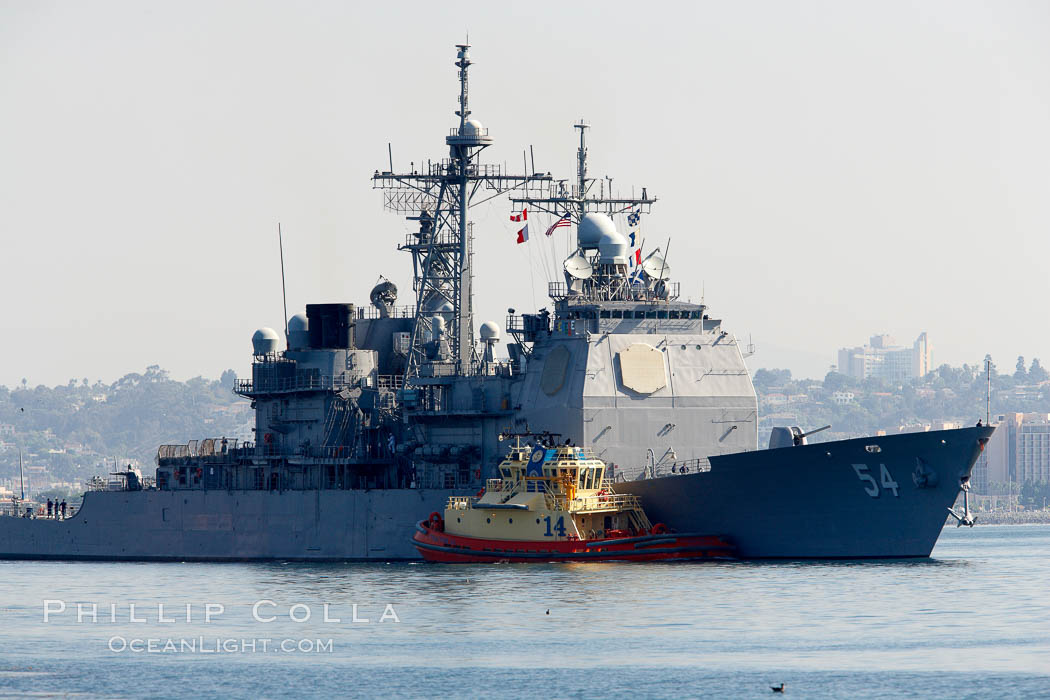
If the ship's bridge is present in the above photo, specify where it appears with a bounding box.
[507,301,720,342]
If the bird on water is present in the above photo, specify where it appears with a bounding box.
[771,683,785,693]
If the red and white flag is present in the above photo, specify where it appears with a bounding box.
[544,213,571,237]
[516,223,530,244]
[510,208,528,222]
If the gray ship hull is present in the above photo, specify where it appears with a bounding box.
[0,489,462,561]
[616,426,993,558]
[0,428,989,562]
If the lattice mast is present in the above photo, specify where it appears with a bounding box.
[373,44,551,382]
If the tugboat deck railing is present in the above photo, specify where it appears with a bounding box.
[570,492,642,513]
[447,496,477,510]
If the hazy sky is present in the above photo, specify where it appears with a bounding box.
[2,1,1048,387]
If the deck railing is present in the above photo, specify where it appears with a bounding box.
[571,492,642,512]
[447,496,477,511]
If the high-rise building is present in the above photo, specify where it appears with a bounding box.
[972,413,1050,492]
[837,332,932,381]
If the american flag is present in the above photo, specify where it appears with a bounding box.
[544,213,571,237]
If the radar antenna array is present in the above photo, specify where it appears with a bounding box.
[372,44,553,385]
[510,120,657,222]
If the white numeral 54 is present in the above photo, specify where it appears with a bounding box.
[852,463,899,498]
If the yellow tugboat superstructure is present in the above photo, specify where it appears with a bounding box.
[449,440,652,541]
[413,438,734,563]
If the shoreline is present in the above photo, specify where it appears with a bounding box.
[945,510,1050,526]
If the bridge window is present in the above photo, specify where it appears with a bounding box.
[600,310,611,319]
[668,310,681,319]
[657,311,668,319]
[611,310,623,319]
[635,310,646,319]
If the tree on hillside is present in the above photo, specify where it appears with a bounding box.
[823,371,858,391]
[1030,359,1049,383]
[1015,356,1028,381]
[220,369,237,391]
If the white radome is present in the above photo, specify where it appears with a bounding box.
[577,212,617,249]
[479,321,500,342]
[252,327,280,355]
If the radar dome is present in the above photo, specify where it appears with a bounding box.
[424,297,454,317]
[578,213,617,249]
[252,327,280,356]
[479,321,500,342]
[287,313,309,350]
[463,119,484,135]
[598,229,629,265]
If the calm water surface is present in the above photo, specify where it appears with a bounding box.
[1,525,1048,698]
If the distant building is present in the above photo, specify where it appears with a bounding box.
[837,332,931,382]
[831,391,855,405]
[972,413,1050,492]
[0,424,14,437]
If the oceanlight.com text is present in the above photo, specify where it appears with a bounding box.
[108,637,335,654]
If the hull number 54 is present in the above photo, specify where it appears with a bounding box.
[851,463,899,498]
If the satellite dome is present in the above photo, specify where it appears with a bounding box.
[424,297,454,316]
[252,327,280,356]
[479,321,500,342]
[463,119,484,135]
[287,313,309,350]
[597,229,629,265]
[578,213,617,249]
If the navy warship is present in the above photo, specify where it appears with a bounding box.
[0,44,992,561]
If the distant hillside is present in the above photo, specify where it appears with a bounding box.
[2,357,1045,490]
[753,355,1050,443]
[0,366,251,485]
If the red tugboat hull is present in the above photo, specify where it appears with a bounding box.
[412,520,735,563]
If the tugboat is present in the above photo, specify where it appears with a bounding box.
[412,437,735,563]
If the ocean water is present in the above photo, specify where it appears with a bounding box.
[1,525,1048,699]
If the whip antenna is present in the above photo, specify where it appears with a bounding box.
[279,223,289,347]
